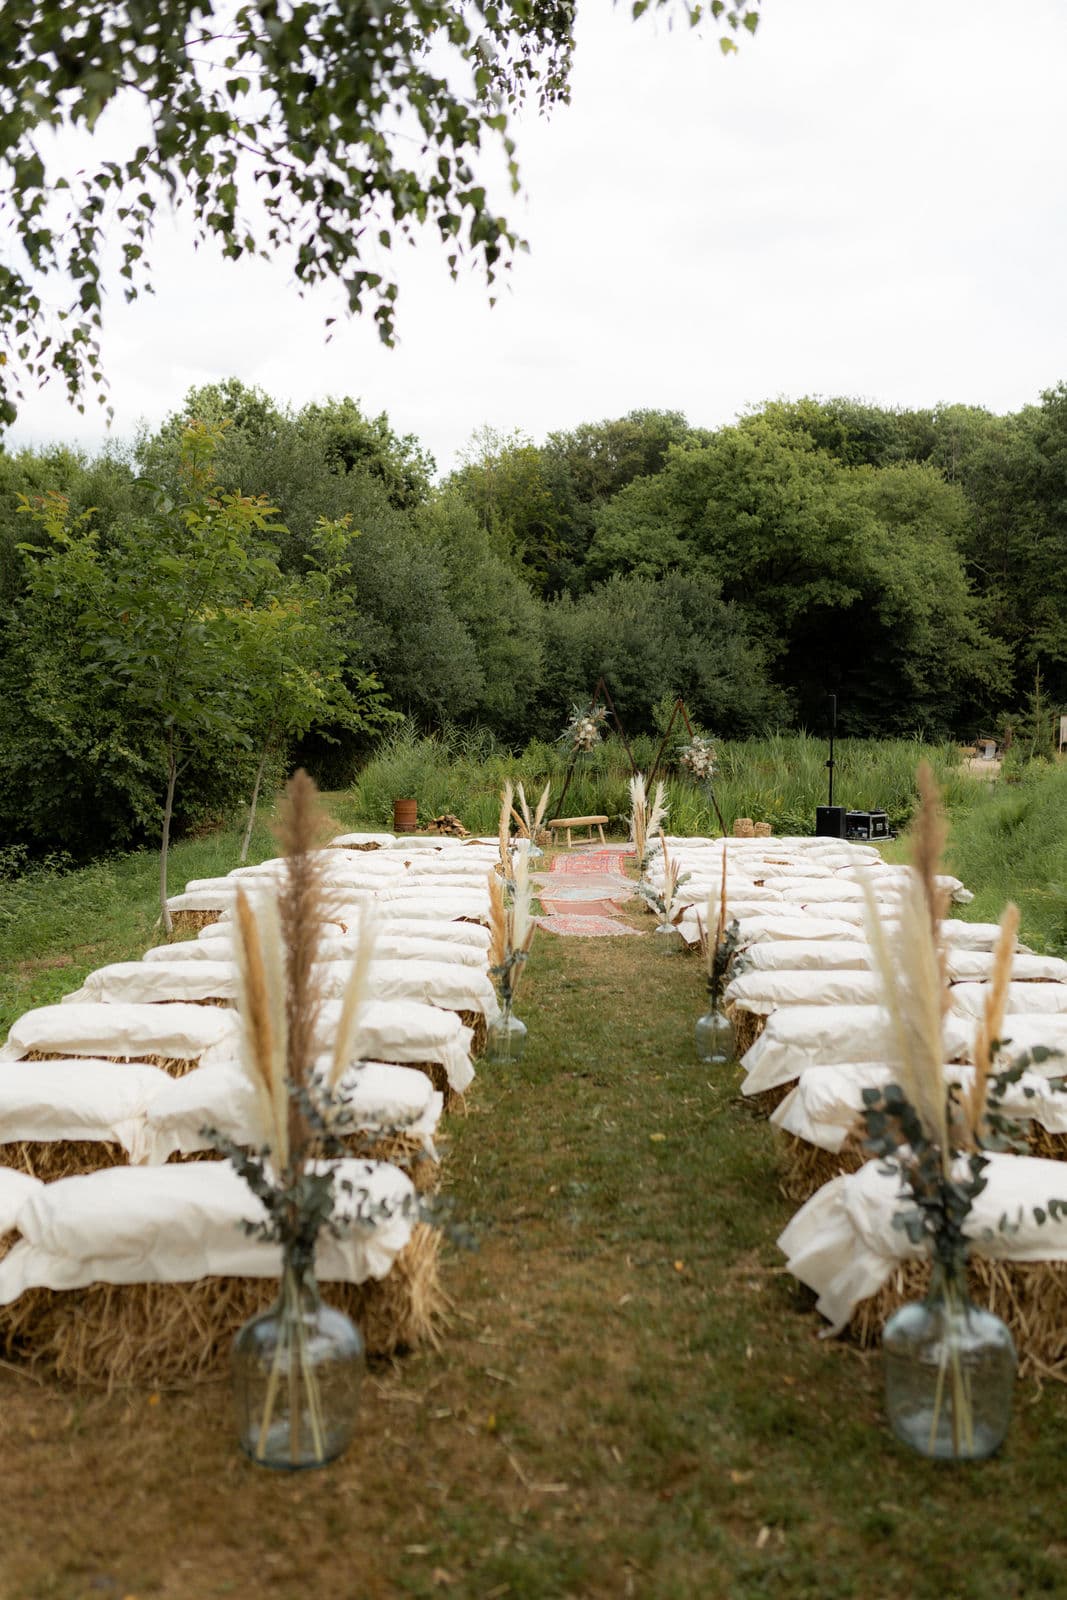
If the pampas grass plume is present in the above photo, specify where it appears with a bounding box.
[233,887,289,1166]
[328,906,380,1089]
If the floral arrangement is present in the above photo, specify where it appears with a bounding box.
[858,764,1065,1456]
[514,779,552,846]
[488,836,536,1015]
[679,733,717,782]
[561,702,608,753]
[635,832,690,927]
[629,771,668,874]
[205,771,415,1466]
[697,854,740,1012]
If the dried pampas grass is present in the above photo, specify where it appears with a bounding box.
[964,902,1020,1146]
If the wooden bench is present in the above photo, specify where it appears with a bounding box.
[548,814,608,848]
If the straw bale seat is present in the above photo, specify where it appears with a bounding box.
[548,815,608,847]
[779,1153,1067,1380]
[2,1002,240,1079]
[0,1222,445,1386]
[171,909,222,932]
[0,1160,443,1386]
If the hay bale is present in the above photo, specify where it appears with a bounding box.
[733,818,755,838]
[455,1009,488,1057]
[22,1050,199,1080]
[846,1256,1067,1382]
[775,1130,866,1205]
[0,1223,447,1388]
[0,1140,127,1183]
[754,822,773,838]
[170,910,222,932]
[724,1002,765,1058]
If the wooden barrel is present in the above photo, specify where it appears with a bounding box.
[393,798,418,833]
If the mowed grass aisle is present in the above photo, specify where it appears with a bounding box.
[1,905,1067,1597]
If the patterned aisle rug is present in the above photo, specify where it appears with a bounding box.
[535,913,642,938]
[536,843,642,936]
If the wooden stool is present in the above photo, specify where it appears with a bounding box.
[548,814,608,848]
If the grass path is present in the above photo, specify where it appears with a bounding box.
[1,832,1066,1596]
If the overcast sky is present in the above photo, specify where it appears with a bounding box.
[8,0,1067,474]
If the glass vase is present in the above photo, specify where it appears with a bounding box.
[695,1004,734,1064]
[883,1259,1016,1460]
[654,921,685,954]
[232,1249,365,1470]
[485,1004,527,1064]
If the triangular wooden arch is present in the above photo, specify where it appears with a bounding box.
[555,675,638,816]
[647,696,727,837]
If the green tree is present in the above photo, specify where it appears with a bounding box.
[231,515,395,860]
[0,1,759,426]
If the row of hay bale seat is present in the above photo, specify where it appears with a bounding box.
[660,832,1067,1379]
[0,829,505,1385]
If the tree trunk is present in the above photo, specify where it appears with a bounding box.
[160,728,178,936]
[241,745,270,864]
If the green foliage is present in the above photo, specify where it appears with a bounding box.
[350,725,973,839]
[0,2,758,426]
[943,760,1067,954]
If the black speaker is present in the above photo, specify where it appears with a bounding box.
[815,805,846,838]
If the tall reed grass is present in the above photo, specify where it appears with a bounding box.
[943,760,1067,955]
[349,720,976,839]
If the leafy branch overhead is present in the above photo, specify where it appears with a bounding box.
[0,0,759,426]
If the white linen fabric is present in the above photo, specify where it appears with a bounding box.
[143,1058,443,1162]
[945,950,1067,983]
[143,930,489,969]
[730,915,877,947]
[772,1060,1067,1153]
[950,982,1067,1019]
[0,1168,43,1233]
[778,1153,1067,1334]
[725,969,884,1016]
[0,1059,172,1162]
[0,1158,414,1301]
[740,1006,970,1096]
[0,1002,241,1065]
[65,957,497,1017]
[201,997,475,1093]
[736,941,873,973]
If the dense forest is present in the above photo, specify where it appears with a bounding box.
[1,382,1065,859]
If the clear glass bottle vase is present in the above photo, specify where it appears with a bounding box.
[883,1257,1016,1460]
[232,1247,365,1470]
[485,1002,527,1063]
[695,1002,734,1064]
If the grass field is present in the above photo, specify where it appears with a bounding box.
[1,788,1066,1597]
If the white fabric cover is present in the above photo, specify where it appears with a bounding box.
[64,957,497,1017]
[143,1058,443,1162]
[725,969,884,1016]
[779,1154,1067,1334]
[0,1168,42,1233]
[740,1006,970,1096]
[737,940,873,974]
[945,949,1067,983]
[942,919,1033,953]
[772,1060,1067,1153]
[0,1059,172,1163]
[144,929,489,969]
[196,913,491,950]
[950,982,1067,1018]
[731,914,874,947]
[0,1159,414,1301]
[0,1003,240,1064]
[201,997,474,1093]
